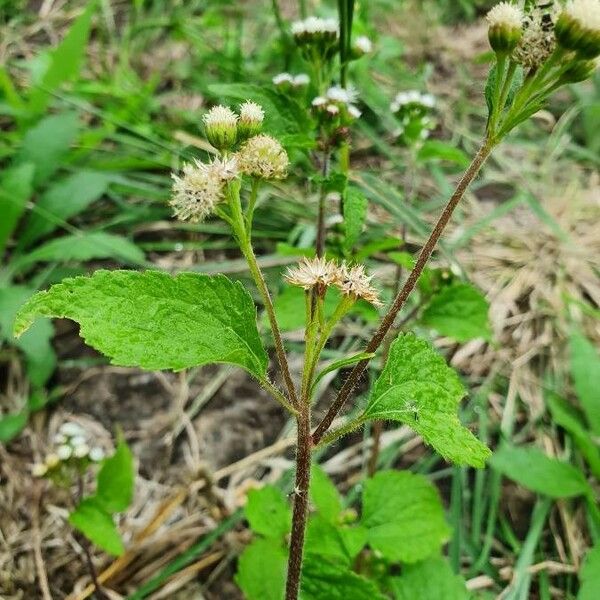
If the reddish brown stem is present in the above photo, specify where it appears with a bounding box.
[312,140,494,445]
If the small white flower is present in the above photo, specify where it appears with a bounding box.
[70,435,87,448]
[57,445,73,460]
[74,444,90,459]
[312,96,327,107]
[32,463,48,477]
[293,73,310,86]
[202,105,238,130]
[89,447,105,462]
[45,453,60,468]
[292,16,338,36]
[336,264,382,306]
[240,101,264,124]
[326,104,340,115]
[326,85,359,104]
[53,433,67,444]
[354,35,373,53]
[348,105,362,119]
[285,257,343,290]
[273,72,294,85]
[59,422,85,437]
[486,2,523,30]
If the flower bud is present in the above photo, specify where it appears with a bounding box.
[555,0,600,59]
[486,2,524,54]
[238,101,264,140]
[273,72,294,90]
[202,105,238,151]
[351,35,373,58]
[558,58,598,82]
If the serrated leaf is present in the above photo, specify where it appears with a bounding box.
[0,163,34,253]
[16,112,79,186]
[69,497,124,556]
[310,465,342,523]
[389,556,471,600]
[96,436,134,513]
[569,332,600,435]
[490,443,591,498]
[14,270,268,378]
[343,187,367,254]
[360,470,450,563]
[20,170,111,247]
[421,283,492,343]
[245,485,291,539]
[311,352,375,395]
[579,545,600,600]
[235,538,287,600]
[301,556,387,600]
[364,333,491,468]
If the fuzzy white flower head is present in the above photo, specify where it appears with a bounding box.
[326,104,340,116]
[347,105,362,119]
[293,73,310,86]
[70,435,87,448]
[486,2,523,30]
[57,445,73,460]
[170,160,227,223]
[237,134,289,180]
[556,0,600,58]
[285,257,342,291]
[239,101,264,138]
[273,72,294,86]
[312,96,327,107]
[487,2,523,53]
[336,264,382,306]
[59,422,85,437]
[202,105,238,150]
[292,16,338,35]
[354,35,373,54]
[32,463,48,477]
[326,85,359,104]
[202,104,238,129]
[89,447,105,462]
[564,0,600,28]
[391,90,436,112]
[74,444,90,459]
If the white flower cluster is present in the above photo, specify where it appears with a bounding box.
[390,90,436,113]
[291,16,338,37]
[312,85,362,120]
[32,422,105,477]
[353,35,373,54]
[272,73,310,88]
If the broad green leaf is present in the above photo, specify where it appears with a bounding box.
[365,334,491,468]
[14,232,145,270]
[305,516,367,566]
[421,283,492,343]
[547,393,600,479]
[235,538,287,600]
[245,485,291,539]
[301,555,387,600]
[417,140,469,167]
[28,1,96,114]
[579,545,600,600]
[490,443,590,498]
[14,270,268,378]
[0,163,34,253]
[16,112,79,186]
[69,497,124,556]
[310,466,342,523]
[389,556,471,600]
[0,286,56,387]
[569,332,600,435]
[19,171,111,247]
[343,187,368,254]
[311,352,375,395]
[95,436,134,513]
[0,410,29,444]
[360,470,450,563]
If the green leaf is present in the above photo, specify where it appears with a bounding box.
[0,410,29,444]
[95,436,135,513]
[365,333,491,468]
[305,515,354,566]
[417,140,470,167]
[421,283,492,343]
[245,485,291,539]
[69,497,124,556]
[569,332,600,435]
[360,470,451,563]
[490,443,591,498]
[301,555,387,600]
[310,465,342,523]
[579,545,600,600]
[19,170,111,247]
[235,538,287,600]
[311,352,375,395]
[343,187,368,254]
[28,1,96,114]
[0,286,56,387]
[389,556,471,600]
[0,163,34,253]
[547,393,600,479]
[16,112,80,186]
[14,232,145,270]
[14,270,268,378]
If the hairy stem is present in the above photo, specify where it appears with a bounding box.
[312,139,494,444]
[285,402,312,600]
[315,151,331,258]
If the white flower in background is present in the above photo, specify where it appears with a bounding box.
[74,444,90,459]
[237,134,289,180]
[390,90,437,113]
[312,96,327,107]
[32,463,48,477]
[89,447,105,462]
[273,72,294,86]
[45,453,60,468]
[327,104,340,115]
[59,422,85,437]
[292,16,338,36]
[326,84,359,104]
[293,73,310,86]
[354,35,373,54]
[347,105,362,119]
[57,445,73,460]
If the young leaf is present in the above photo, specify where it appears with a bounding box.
[421,283,492,343]
[245,486,291,539]
[14,270,268,378]
[490,443,591,498]
[569,332,600,435]
[579,545,600,600]
[0,163,34,253]
[364,333,491,468]
[235,538,287,600]
[95,436,135,513]
[69,497,124,556]
[343,187,368,254]
[310,465,343,523]
[389,556,470,600]
[360,470,451,563]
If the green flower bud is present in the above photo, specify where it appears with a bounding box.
[237,101,264,141]
[202,105,238,151]
[559,59,598,83]
[555,0,600,59]
[486,2,524,54]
